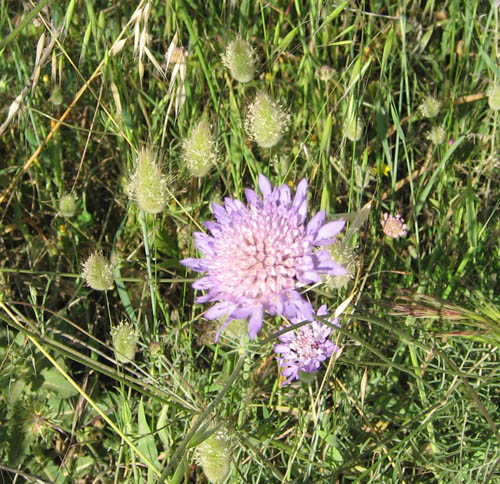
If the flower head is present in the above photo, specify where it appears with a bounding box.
[487,83,500,111]
[195,427,231,483]
[181,175,347,340]
[82,251,114,291]
[381,212,408,238]
[128,147,170,214]
[221,38,257,83]
[182,119,218,177]
[245,91,290,148]
[58,193,77,218]
[274,304,339,385]
[418,95,441,118]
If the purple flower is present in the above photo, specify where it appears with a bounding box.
[274,304,339,385]
[181,175,346,340]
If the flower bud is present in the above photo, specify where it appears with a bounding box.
[195,427,231,483]
[82,251,114,291]
[182,119,218,177]
[487,83,500,111]
[58,193,77,218]
[221,38,257,83]
[418,95,441,118]
[129,148,169,214]
[245,91,290,148]
[111,322,138,363]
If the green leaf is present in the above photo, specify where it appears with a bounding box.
[137,400,160,471]
[41,365,78,399]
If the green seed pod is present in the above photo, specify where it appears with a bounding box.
[129,147,169,214]
[418,95,441,118]
[58,193,77,218]
[111,322,138,363]
[221,38,257,83]
[245,91,290,148]
[487,83,500,111]
[182,119,218,177]
[195,427,231,483]
[82,251,114,291]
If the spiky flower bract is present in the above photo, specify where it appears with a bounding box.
[245,91,290,148]
[221,38,257,83]
[274,304,339,385]
[182,119,218,177]
[58,193,77,218]
[82,251,114,291]
[128,147,169,214]
[195,427,231,483]
[487,83,500,111]
[111,322,138,363]
[181,175,347,340]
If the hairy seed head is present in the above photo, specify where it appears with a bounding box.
[182,119,218,177]
[222,38,257,83]
[82,251,114,291]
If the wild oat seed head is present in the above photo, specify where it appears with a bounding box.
[111,321,138,363]
[129,147,169,214]
[82,251,114,291]
[344,115,364,142]
[195,428,231,483]
[418,95,441,118]
[58,193,77,218]
[221,38,257,83]
[323,241,357,289]
[487,83,500,111]
[181,175,347,340]
[274,304,339,385]
[182,119,218,177]
[428,125,446,145]
[381,213,408,238]
[245,91,290,148]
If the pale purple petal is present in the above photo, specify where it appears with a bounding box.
[258,174,272,197]
[248,307,264,340]
[180,258,209,272]
[306,210,326,236]
[204,301,235,320]
[314,220,346,244]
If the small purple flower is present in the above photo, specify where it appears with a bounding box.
[274,304,339,385]
[181,175,346,340]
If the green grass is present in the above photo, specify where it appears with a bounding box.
[0,0,499,483]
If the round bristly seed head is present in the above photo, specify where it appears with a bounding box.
[111,321,138,363]
[427,125,446,145]
[418,95,441,118]
[58,193,77,218]
[82,251,114,291]
[129,147,169,214]
[195,428,231,483]
[182,119,218,177]
[221,38,257,83]
[487,83,500,111]
[245,90,290,148]
[323,241,357,289]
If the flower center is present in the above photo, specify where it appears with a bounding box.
[211,206,312,303]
